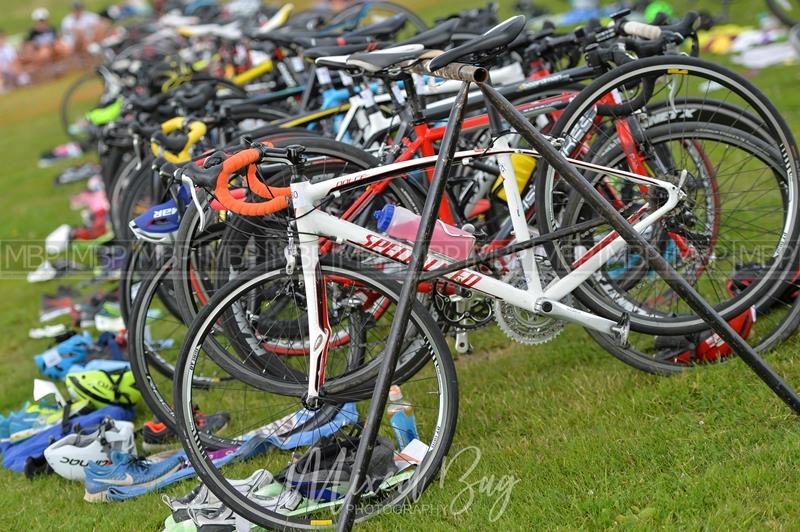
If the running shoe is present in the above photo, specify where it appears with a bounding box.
[54,163,100,186]
[5,399,89,443]
[0,400,59,440]
[143,408,229,452]
[29,324,69,339]
[38,141,83,168]
[164,469,273,523]
[39,286,78,322]
[27,260,57,283]
[188,489,302,528]
[84,450,185,503]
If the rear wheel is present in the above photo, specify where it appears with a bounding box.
[536,55,800,335]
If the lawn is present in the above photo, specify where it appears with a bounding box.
[3,0,800,530]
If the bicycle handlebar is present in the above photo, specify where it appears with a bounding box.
[620,21,662,40]
[164,144,293,216]
[212,148,291,216]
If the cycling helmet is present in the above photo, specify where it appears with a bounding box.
[44,418,135,481]
[66,368,141,408]
[128,186,190,243]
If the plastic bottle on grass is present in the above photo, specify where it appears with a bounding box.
[386,385,418,450]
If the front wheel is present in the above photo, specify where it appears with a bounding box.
[173,261,458,528]
[767,0,800,26]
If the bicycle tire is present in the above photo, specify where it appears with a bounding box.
[173,261,457,528]
[535,55,800,335]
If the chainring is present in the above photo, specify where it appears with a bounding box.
[494,259,569,345]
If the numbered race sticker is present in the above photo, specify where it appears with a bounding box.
[42,348,63,368]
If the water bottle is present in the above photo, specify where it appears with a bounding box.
[373,204,475,261]
[386,385,418,450]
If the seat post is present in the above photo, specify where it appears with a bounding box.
[398,72,425,124]
[335,81,472,531]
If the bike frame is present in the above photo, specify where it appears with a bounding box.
[290,144,681,400]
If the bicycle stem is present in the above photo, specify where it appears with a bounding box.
[474,80,800,415]
[335,83,472,531]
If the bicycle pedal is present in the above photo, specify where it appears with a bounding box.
[611,313,630,348]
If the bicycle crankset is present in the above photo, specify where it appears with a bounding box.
[494,259,569,345]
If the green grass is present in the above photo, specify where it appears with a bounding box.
[3,0,800,530]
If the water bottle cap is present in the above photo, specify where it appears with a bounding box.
[388,384,402,402]
[373,204,396,233]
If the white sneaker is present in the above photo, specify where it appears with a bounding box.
[27,261,57,283]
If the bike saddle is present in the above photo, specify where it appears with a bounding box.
[304,42,378,61]
[266,31,372,50]
[347,44,425,73]
[129,121,159,138]
[174,83,216,111]
[177,21,242,41]
[394,18,460,49]
[315,54,357,71]
[429,16,526,71]
[345,13,408,40]
[128,92,169,113]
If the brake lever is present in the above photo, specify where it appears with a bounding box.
[133,134,143,170]
[180,173,208,232]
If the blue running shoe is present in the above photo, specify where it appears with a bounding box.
[84,450,186,502]
[1,401,62,442]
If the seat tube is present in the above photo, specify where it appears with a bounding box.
[487,79,543,295]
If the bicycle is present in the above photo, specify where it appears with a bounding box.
[164,16,800,529]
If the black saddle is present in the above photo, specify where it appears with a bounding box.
[345,13,408,40]
[347,45,425,73]
[152,131,189,153]
[395,17,460,49]
[429,16,526,71]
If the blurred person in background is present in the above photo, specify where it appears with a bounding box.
[61,1,108,54]
[21,9,68,67]
[0,29,28,92]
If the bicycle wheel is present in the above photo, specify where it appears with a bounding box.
[558,122,800,373]
[767,0,800,26]
[173,261,457,528]
[119,241,176,326]
[128,255,236,450]
[60,71,105,141]
[535,55,800,335]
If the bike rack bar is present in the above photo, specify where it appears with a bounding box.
[475,80,800,414]
[338,75,800,531]
[336,83,472,531]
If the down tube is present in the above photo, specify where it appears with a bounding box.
[304,209,536,311]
